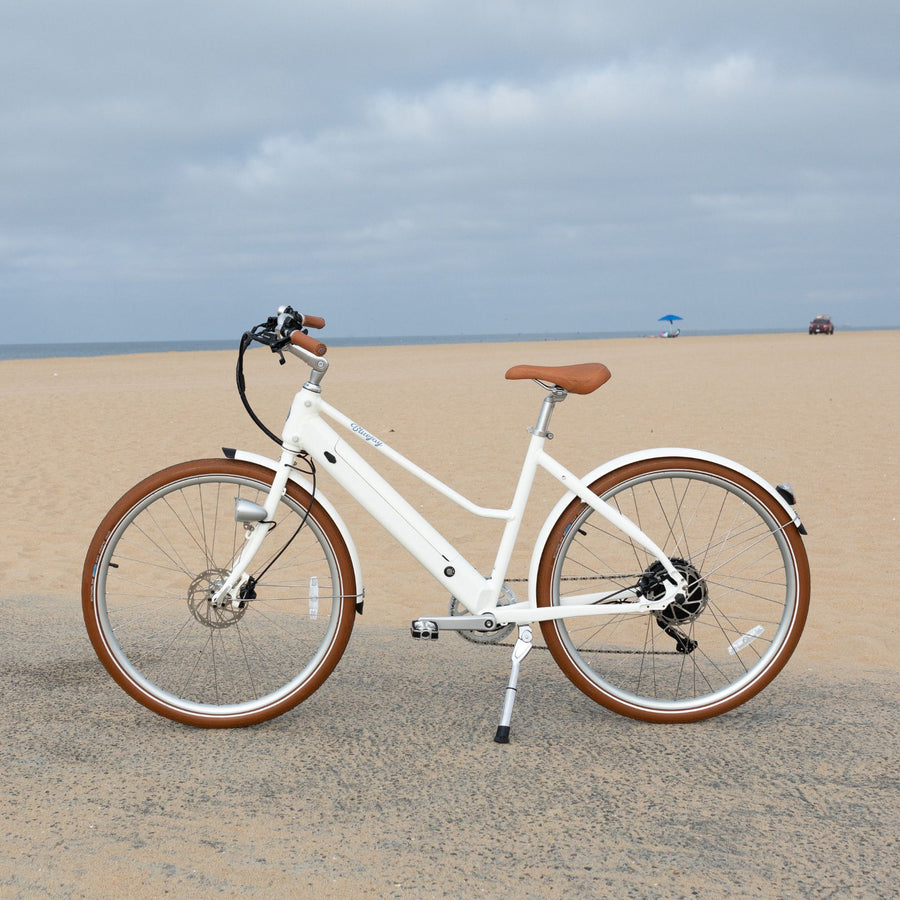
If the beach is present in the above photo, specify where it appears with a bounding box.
[1,330,898,897]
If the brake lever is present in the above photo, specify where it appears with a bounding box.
[267,333,289,364]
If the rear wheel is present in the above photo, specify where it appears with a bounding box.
[82,459,358,727]
[537,457,810,722]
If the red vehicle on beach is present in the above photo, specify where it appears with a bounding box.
[809,315,834,335]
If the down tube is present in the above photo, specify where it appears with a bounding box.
[297,414,493,609]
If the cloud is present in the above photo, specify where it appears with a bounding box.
[176,51,871,236]
[1,1,898,340]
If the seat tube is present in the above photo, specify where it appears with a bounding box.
[489,389,568,589]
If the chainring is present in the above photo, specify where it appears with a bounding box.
[448,583,517,644]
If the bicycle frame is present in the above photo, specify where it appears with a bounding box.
[214,377,687,623]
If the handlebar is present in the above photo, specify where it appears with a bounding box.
[237,305,330,445]
[291,330,327,357]
[300,314,325,331]
[275,305,328,356]
[243,305,329,358]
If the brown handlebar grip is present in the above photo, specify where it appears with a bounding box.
[302,314,326,330]
[291,330,328,357]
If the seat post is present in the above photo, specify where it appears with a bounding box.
[531,387,567,438]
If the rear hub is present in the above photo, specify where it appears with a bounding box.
[639,557,709,627]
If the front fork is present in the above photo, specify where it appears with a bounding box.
[210,452,296,608]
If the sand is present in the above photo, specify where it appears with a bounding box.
[1,330,898,897]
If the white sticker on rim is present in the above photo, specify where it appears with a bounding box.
[309,576,319,621]
[728,624,764,655]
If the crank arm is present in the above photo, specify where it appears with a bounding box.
[411,613,500,638]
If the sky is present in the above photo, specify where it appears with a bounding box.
[2,0,898,343]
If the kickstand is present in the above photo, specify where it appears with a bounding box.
[494,625,533,744]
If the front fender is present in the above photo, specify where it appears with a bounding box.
[526,447,805,608]
[223,448,364,608]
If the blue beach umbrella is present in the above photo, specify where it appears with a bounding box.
[658,314,683,323]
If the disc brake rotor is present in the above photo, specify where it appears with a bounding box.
[187,568,248,628]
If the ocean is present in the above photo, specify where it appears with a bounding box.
[0,325,892,362]
[0,332,633,361]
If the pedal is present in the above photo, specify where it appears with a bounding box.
[410,619,439,640]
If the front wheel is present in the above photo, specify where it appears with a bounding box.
[536,457,810,722]
[82,459,358,727]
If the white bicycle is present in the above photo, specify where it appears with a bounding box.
[82,307,810,741]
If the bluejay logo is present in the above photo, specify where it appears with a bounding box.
[350,423,383,448]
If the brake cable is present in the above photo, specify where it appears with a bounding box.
[236,328,286,447]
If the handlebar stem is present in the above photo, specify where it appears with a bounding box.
[285,342,329,391]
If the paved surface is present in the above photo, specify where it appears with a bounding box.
[1,596,897,899]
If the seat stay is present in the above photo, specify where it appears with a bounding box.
[536,450,684,589]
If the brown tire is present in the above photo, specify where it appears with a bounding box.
[537,457,810,723]
[82,458,358,727]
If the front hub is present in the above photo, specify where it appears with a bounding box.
[187,568,248,628]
